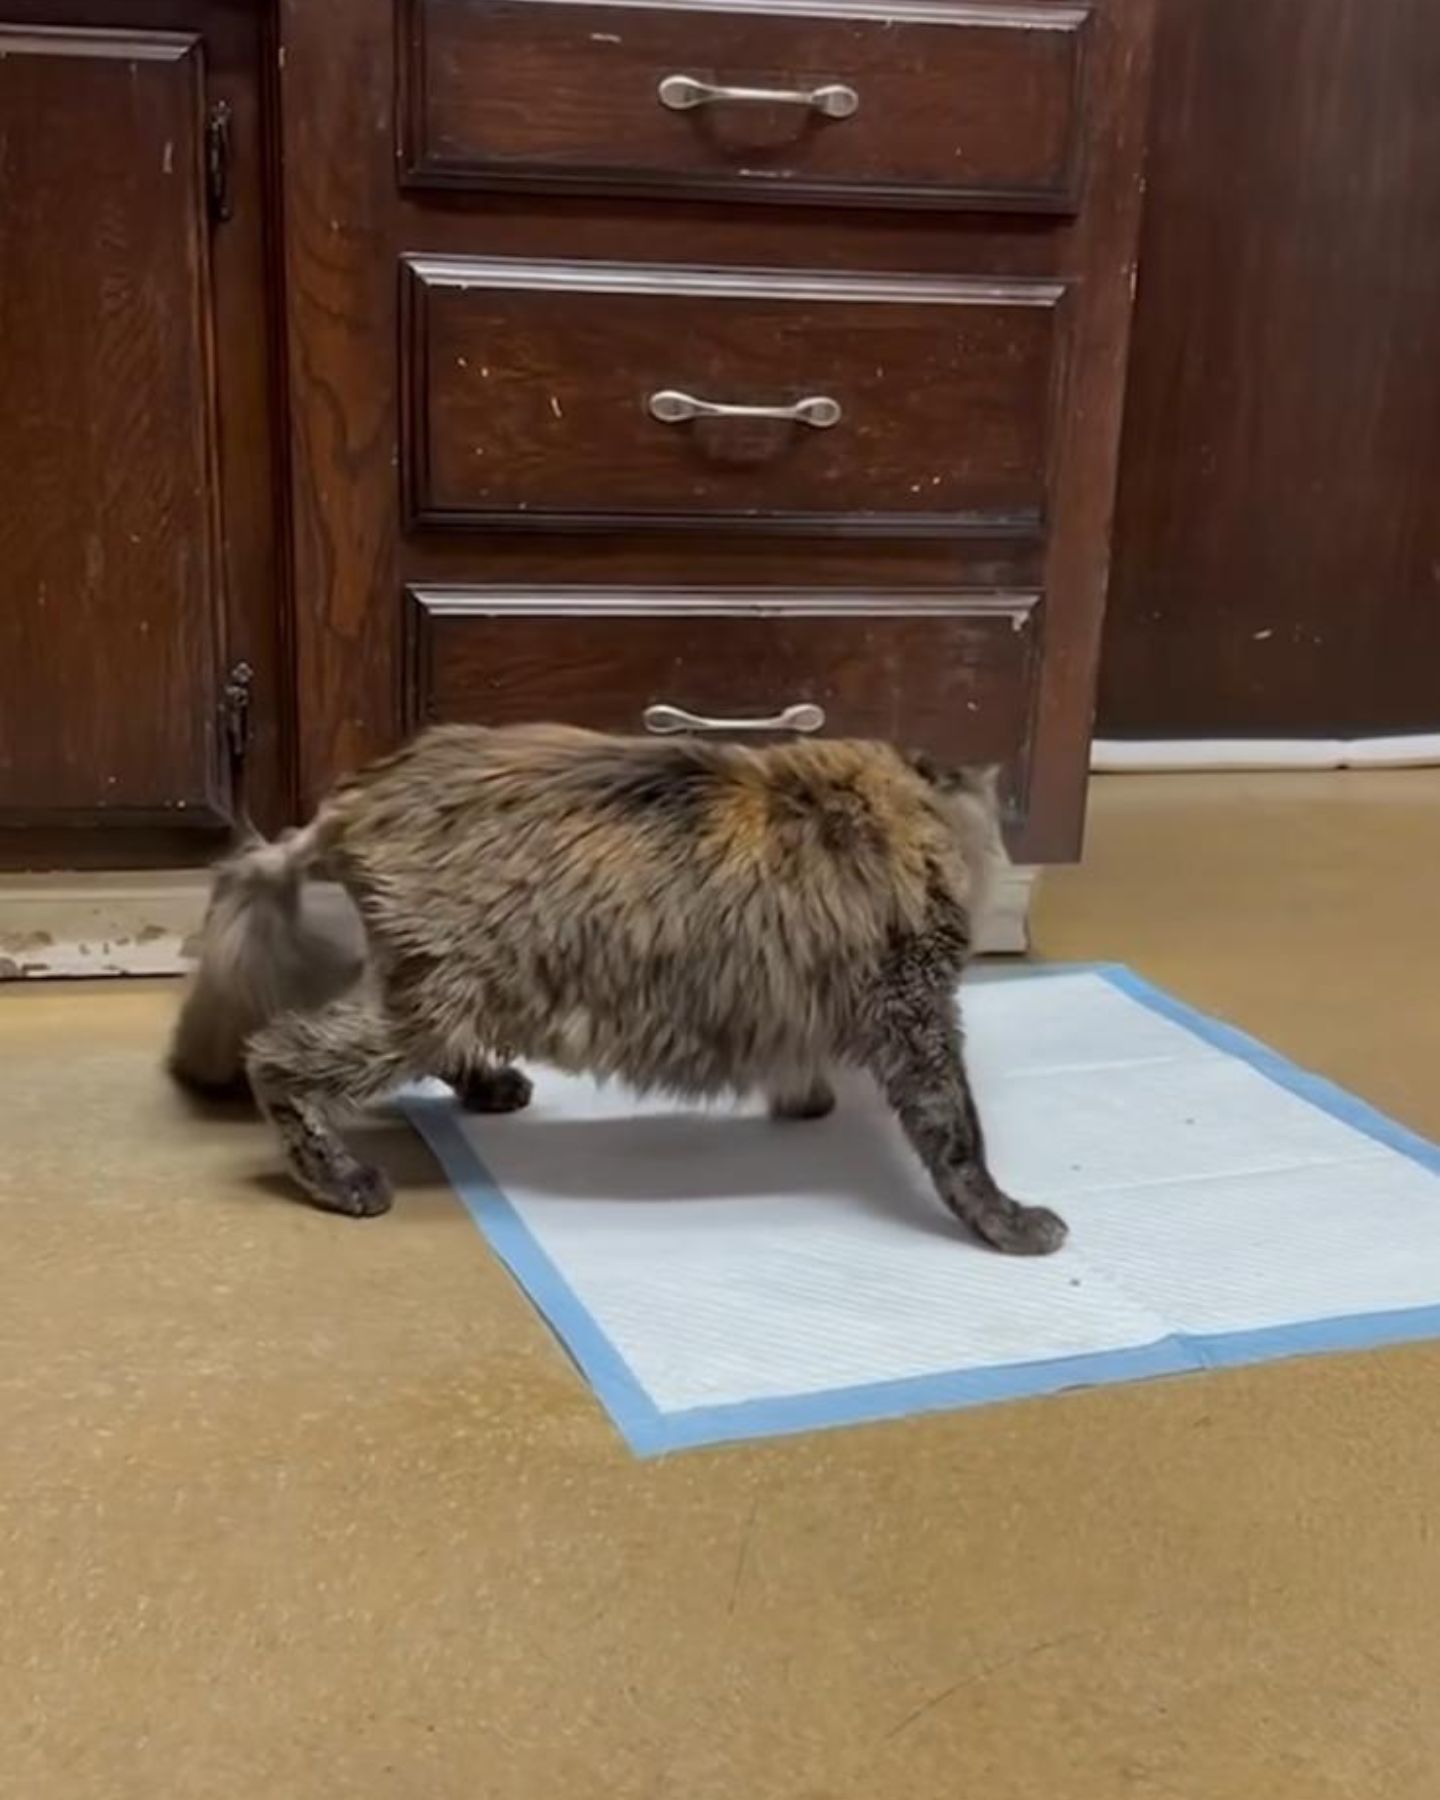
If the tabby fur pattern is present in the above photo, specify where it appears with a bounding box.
[170,724,1065,1255]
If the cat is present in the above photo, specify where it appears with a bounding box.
[169,723,1064,1255]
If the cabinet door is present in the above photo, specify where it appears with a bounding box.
[0,24,260,863]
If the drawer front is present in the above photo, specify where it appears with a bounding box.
[404,259,1067,534]
[403,0,1092,212]
[405,588,1040,792]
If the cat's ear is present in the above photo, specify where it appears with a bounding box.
[905,748,996,799]
[957,764,1002,804]
[902,747,967,792]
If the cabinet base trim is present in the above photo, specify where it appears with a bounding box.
[1092,735,1440,773]
[0,867,1036,979]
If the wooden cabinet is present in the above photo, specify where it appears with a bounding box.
[1101,0,1440,739]
[0,0,1153,879]
[0,3,288,868]
[289,0,1155,865]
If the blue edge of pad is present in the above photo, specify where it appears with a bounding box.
[400,963,1440,1458]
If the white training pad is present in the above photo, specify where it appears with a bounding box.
[404,967,1440,1454]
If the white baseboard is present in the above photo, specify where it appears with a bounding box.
[1092,733,1440,773]
[0,864,1039,979]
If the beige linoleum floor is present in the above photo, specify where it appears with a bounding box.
[3,771,1440,1799]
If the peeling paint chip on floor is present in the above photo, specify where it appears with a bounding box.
[404,966,1440,1456]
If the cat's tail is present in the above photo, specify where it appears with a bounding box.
[166,817,361,1099]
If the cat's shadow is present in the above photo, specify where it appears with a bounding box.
[427,1080,955,1242]
[211,1071,957,1241]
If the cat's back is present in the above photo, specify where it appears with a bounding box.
[326,724,957,934]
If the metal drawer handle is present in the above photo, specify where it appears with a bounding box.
[648,389,842,430]
[658,73,859,120]
[644,702,826,736]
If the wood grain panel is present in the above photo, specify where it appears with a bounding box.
[279,0,1156,864]
[406,586,1040,828]
[403,0,1092,212]
[0,0,290,865]
[1103,0,1440,737]
[401,531,1048,592]
[404,258,1066,533]
[0,25,226,831]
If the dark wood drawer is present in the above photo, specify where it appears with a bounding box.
[405,587,1040,795]
[402,0,1092,212]
[402,258,1067,534]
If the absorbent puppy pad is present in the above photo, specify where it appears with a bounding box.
[403,965,1440,1456]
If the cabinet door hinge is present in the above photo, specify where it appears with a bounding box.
[221,660,254,768]
[206,99,233,224]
